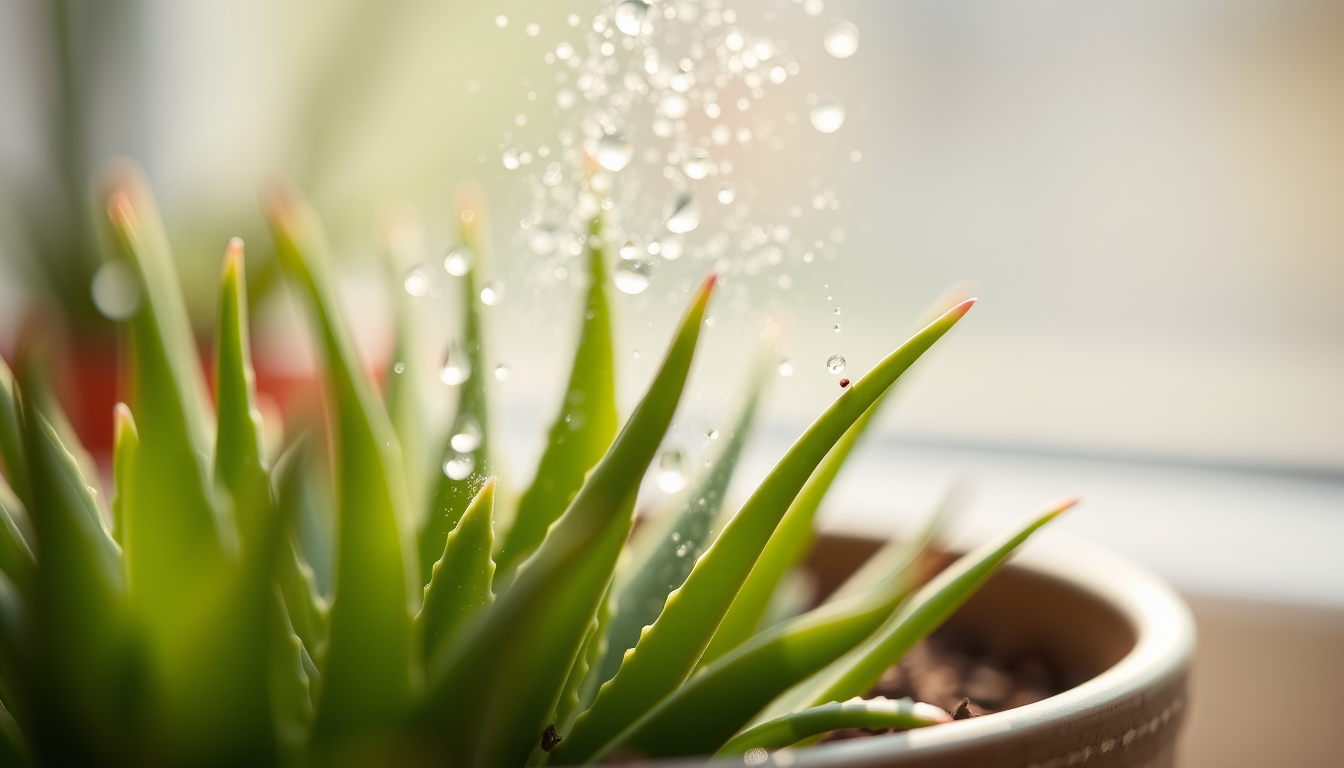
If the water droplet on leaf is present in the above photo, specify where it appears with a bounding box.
[480,280,505,305]
[614,259,654,294]
[441,339,472,384]
[658,449,688,492]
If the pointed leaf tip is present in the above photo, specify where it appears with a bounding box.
[951,297,976,318]
[226,237,244,263]
[106,190,137,234]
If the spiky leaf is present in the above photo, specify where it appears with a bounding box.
[719,697,950,755]
[417,478,496,665]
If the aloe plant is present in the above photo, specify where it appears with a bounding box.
[0,170,1076,767]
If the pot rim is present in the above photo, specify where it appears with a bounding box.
[706,533,1196,766]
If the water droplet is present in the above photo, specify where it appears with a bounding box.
[480,280,505,305]
[676,542,691,558]
[833,307,841,315]
[826,355,846,374]
[403,263,434,297]
[614,259,654,294]
[810,96,846,133]
[665,193,700,233]
[450,416,482,452]
[633,349,642,359]
[716,182,736,205]
[529,226,558,255]
[833,323,842,333]
[778,360,794,377]
[614,0,649,35]
[91,261,141,320]
[556,41,575,60]
[824,19,860,58]
[597,132,633,171]
[658,235,685,260]
[440,340,472,385]
[682,148,712,180]
[393,362,406,374]
[444,453,475,480]
[494,364,510,381]
[802,0,824,17]
[502,145,521,170]
[525,23,540,36]
[495,15,508,27]
[658,449,688,492]
[706,429,719,440]
[444,245,473,276]
[659,93,689,119]
[619,240,643,260]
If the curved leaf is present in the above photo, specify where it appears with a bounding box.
[553,300,975,764]
[0,356,30,510]
[418,478,496,665]
[596,362,765,687]
[420,190,497,588]
[496,220,616,588]
[266,185,417,739]
[419,275,717,768]
[595,498,946,760]
[766,496,1076,722]
[719,697,950,755]
[0,478,34,596]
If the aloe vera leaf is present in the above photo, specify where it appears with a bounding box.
[556,579,613,733]
[268,589,315,759]
[105,180,231,646]
[0,570,29,725]
[420,193,496,588]
[422,276,716,768]
[266,186,417,735]
[826,478,970,606]
[214,239,270,544]
[0,479,34,596]
[553,300,975,764]
[719,697,950,755]
[495,221,617,587]
[272,438,330,662]
[594,498,945,760]
[19,398,130,761]
[596,362,766,687]
[417,478,496,664]
[0,357,30,510]
[772,496,1077,720]
[109,404,137,549]
[0,691,29,767]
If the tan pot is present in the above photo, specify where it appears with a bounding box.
[694,533,1195,768]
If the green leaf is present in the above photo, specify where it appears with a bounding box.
[596,362,766,687]
[109,404,137,549]
[767,496,1077,721]
[0,356,31,510]
[213,238,269,544]
[495,221,617,588]
[0,477,35,596]
[268,590,315,761]
[420,192,497,588]
[272,437,332,657]
[594,497,946,760]
[266,185,417,739]
[553,299,975,764]
[555,580,613,733]
[417,478,496,665]
[19,394,130,762]
[698,387,885,667]
[0,684,30,767]
[104,175,229,646]
[718,697,950,755]
[420,275,717,768]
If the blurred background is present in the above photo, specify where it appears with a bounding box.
[0,1,1340,765]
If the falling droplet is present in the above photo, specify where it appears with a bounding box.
[810,96,846,133]
[614,259,654,294]
[824,19,860,59]
[614,0,649,35]
[778,360,794,377]
[403,263,434,297]
[440,340,472,385]
[660,236,685,261]
[658,449,688,493]
[450,416,482,453]
[619,240,643,260]
[682,148,712,180]
[659,93,689,119]
[665,193,700,233]
[393,362,406,374]
[597,132,633,171]
[443,453,475,480]
[833,323,842,333]
[494,364,509,381]
[480,280,505,305]
[826,354,846,374]
[444,245,473,276]
[91,261,142,320]
[833,307,841,315]
[716,182,736,205]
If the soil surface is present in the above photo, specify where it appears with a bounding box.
[821,634,1063,743]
